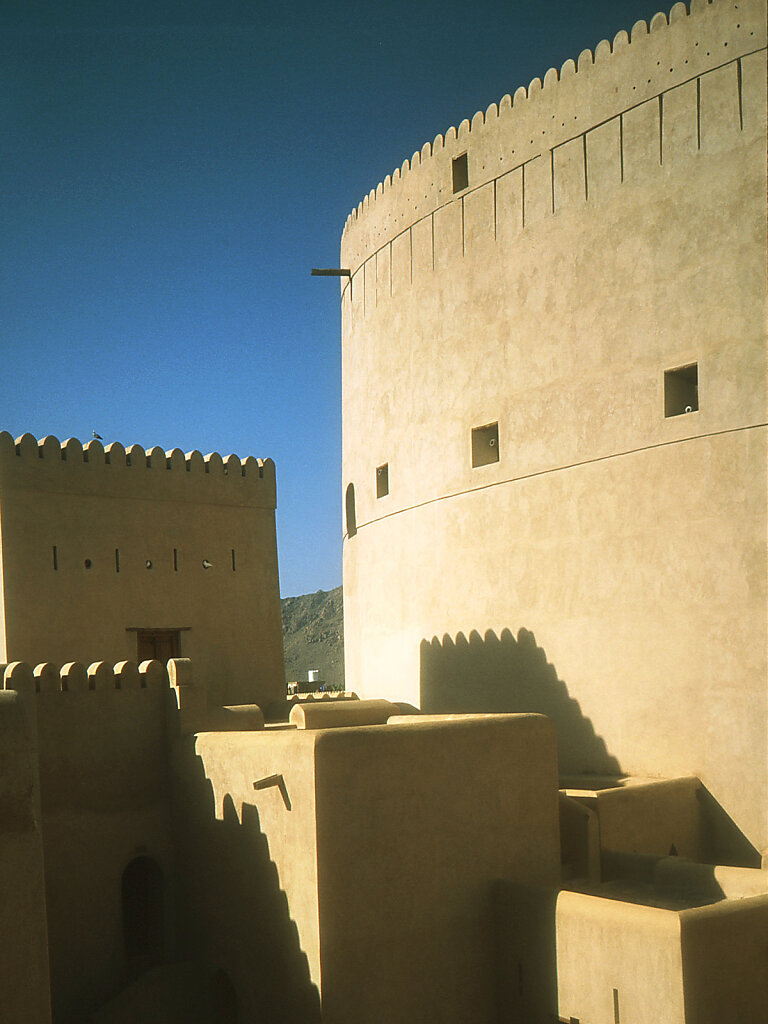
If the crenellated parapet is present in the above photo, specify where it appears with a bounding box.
[0,431,277,509]
[2,658,169,694]
[340,0,766,286]
[0,659,270,739]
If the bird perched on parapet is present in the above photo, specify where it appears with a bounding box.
[92,431,103,441]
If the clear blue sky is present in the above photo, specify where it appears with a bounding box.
[1,0,658,597]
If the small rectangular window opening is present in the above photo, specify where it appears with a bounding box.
[613,988,620,1024]
[452,152,469,193]
[173,548,179,572]
[137,629,182,664]
[115,548,120,573]
[471,422,499,468]
[231,548,236,571]
[376,463,389,498]
[52,545,58,571]
[664,362,698,417]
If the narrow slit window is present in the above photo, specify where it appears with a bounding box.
[664,362,698,417]
[231,548,236,571]
[173,548,179,572]
[471,422,499,468]
[52,545,58,571]
[376,463,389,498]
[613,988,620,1024]
[115,548,120,573]
[345,483,357,538]
[452,152,469,193]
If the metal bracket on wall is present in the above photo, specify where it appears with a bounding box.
[253,773,291,811]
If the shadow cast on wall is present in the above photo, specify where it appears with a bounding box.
[420,628,621,776]
[173,744,322,1024]
[697,787,762,869]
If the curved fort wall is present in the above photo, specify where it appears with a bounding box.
[0,432,284,709]
[341,0,768,850]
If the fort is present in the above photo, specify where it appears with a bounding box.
[0,431,283,709]
[0,1,766,1021]
[341,0,768,857]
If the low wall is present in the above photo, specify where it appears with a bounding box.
[3,660,174,1020]
[0,689,51,1024]
[314,714,560,1024]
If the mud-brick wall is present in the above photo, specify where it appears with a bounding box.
[0,432,285,709]
[4,659,174,1022]
[0,688,51,1024]
[340,0,768,851]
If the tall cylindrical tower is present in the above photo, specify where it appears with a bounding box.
[341,0,768,850]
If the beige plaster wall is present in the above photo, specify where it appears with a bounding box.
[592,778,704,862]
[340,0,768,848]
[499,882,768,1022]
[494,881,560,1024]
[556,890,687,1023]
[313,714,560,1023]
[0,432,284,708]
[181,714,559,1024]
[175,729,323,1020]
[4,661,175,1020]
[556,888,768,1022]
[679,893,768,1021]
[0,690,51,1024]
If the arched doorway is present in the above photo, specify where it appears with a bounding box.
[208,969,238,1023]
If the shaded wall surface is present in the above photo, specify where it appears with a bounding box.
[0,689,51,1024]
[314,715,560,1024]
[0,433,284,709]
[341,0,768,849]
[185,714,560,1024]
[3,660,176,1023]
[679,894,768,1023]
[420,628,620,775]
[175,730,323,1022]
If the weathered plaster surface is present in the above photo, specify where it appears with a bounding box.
[0,433,284,709]
[341,0,768,848]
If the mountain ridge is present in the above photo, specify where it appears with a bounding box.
[281,585,344,690]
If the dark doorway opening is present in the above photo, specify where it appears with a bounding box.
[121,855,164,972]
[208,970,239,1024]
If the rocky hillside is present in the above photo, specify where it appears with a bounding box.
[281,586,344,690]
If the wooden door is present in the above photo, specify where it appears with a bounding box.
[136,630,181,664]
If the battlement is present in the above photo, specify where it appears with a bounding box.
[0,431,277,509]
[341,0,765,272]
[2,659,169,694]
[0,658,270,739]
